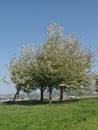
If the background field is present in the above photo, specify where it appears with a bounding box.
[0,98,98,130]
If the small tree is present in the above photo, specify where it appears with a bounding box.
[5,45,35,101]
[41,23,64,103]
[58,34,95,100]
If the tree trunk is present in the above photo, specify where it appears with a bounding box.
[40,88,44,102]
[49,86,52,103]
[60,86,63,101]
[13,87,20,102]
[40,85,46,102]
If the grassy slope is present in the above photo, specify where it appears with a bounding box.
[0,98,98,130]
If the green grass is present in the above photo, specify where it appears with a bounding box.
[0,98,98,130]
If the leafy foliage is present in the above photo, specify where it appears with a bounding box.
[5,23,96,101]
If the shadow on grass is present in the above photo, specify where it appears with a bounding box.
[2,98,79,106]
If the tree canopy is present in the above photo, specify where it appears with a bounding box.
[5,23,96,102]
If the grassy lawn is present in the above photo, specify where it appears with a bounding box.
[0,98,98,130]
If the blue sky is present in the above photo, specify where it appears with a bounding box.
[0,0,98,94]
